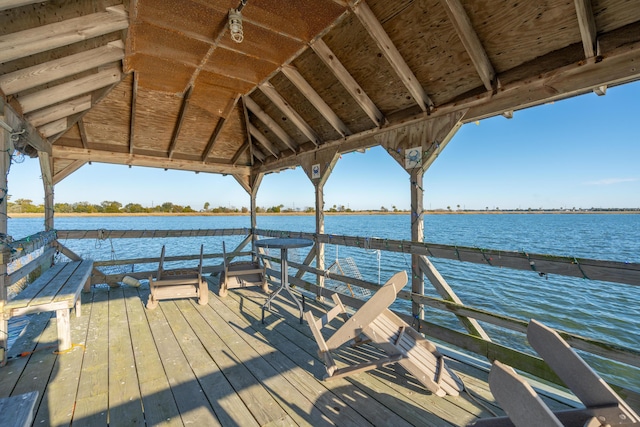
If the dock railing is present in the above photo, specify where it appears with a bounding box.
[16,227,640,406]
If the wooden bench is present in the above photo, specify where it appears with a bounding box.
[0,391,38,427]
[219,241,267,297]
[3,260,93,359]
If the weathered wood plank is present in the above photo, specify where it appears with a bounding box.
[33,291,92,426]
[73,289,109,427]
[122,286,182,426]
[27,95,92,128]
[107,287,144,426]
[0,6,128,63]
[144,299,220,425]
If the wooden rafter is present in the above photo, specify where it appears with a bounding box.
[168,86,193,159]
[252,145,266,162]
[0,5,128,64]
[77,119,89,149]
[351,1,433,111]
[440,0,496,91]
[201,95,240,162]
[26,95,92,128]
[244,96,297,153]
[129,71,138,155]
[0,41,124,96]
[260,82,320,146]
[574,0,598,58]
[1,100,50,154]
[53,159,86,185]
[0,0,47,11]
[311,38,384,127]
[231,142,249,165]
[248,123,280,159]
[39,118,66,138]
[52,145,250,175]
[281,66,351,137]
[240,96,255,166]
[18,66,121,114]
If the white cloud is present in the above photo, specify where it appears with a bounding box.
[584,178,639,185]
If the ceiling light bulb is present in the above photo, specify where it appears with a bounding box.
[229,9,243,43]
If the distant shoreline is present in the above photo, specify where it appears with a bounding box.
[10,210,639,218]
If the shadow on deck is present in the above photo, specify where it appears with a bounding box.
[0,276,574,426]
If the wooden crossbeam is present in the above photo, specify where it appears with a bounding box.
[244,96,297,153]
[26,95,92,127]
[248,123,280,159]
[53,159,86,185]
[52,145,251,175]
[260,82,320,146]
[352,1,433,111]
[311,39,384,127]
[0,5,128,64]
[281,66,351,137]
[18,66,121,114]
[0,41,124,95]
[440,0,496,91]
[574,0,598,58]
[77,119,89,149]
[168,86,193,159]
[231,142,249,165]
[201,95,239,162]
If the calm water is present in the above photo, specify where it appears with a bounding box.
[8,213,640,389]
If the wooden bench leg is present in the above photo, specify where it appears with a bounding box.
[198,279,209,305]
[56,308,72,351]
[75,297,82,317]
[83,275,91,293]
[0,316,8,366]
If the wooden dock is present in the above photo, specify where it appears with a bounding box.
[0,277,575,426]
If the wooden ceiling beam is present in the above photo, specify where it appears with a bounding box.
[38,118,67,138]
[311,38,384,127]
[252,145,266,162]
[440,0,496,91]
[26,95,92,128]
[52,159,86,185]
[129,72,138,155]
[0,41,124,96]
[0,5,128,64]
[167,86,193,159]
[0,0,47,11]
[77,119,89,149]
[351,1,433,111]
[248,123,280,159]
[574,0,598,58]
[260,82,320,146]
[201,94,240,162]
[231,142,249,165]
[52,145,250,175]
[18,66,122,114]
[244,96,298,153]
[281,66,351,137]
[1,99,50,155]
[240,96,255,167]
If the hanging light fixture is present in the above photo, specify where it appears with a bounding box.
[228,0,248,43]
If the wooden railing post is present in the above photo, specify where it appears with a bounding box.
[0,105,13,365]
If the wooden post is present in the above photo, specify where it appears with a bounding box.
[250,173,263,262]
[0,105,13,365]
[300,150,340,299]
[410,168,424,319]
[39,151,54,231]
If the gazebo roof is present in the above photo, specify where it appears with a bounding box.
[2,0,639,188]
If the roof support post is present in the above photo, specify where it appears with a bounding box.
[250,173,264,263]
[0,106,12,366]
[39,151,54,231]
[301,150,340,300]
[410,168,424,320]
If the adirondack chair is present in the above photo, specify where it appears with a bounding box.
[146,244,208,309]
[470,319,640,427]
[218,241,267,297]
[305,270,462,397]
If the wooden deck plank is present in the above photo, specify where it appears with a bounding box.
[0,311,53,398]
[205,291,379,427]
[73,289,110,426]
[144,297,221,426]
[212,282,450,426]
[108,287,145,426]
[33,291,93,426]
[200,295,362,427]
[189,297,297,426]
[164,299,261,427]
[123,286,183,427]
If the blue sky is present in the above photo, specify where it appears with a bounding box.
[8,80,640,211]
